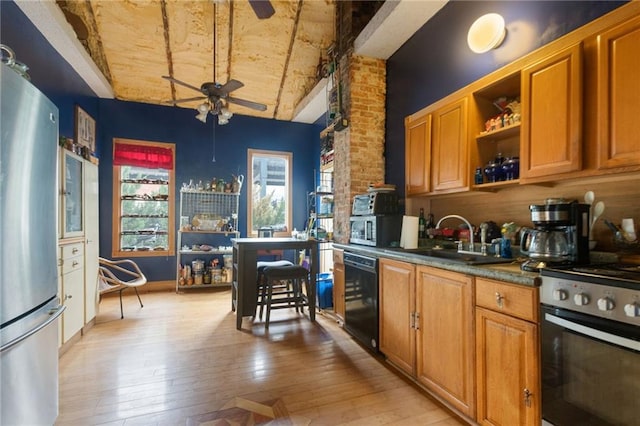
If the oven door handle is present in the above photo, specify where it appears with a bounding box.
[545,313,640,352]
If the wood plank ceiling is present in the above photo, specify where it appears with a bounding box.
[57,0,335,121]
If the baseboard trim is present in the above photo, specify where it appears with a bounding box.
[99,280,176,298]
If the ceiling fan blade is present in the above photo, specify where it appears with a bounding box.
[204,79,245,98]
[227,96,267,111]
[162,76,203,93]
[248,0,275,19]
[164,96,207,105]
[219,79,244,94]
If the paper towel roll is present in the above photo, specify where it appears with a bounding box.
[400,215,419,249]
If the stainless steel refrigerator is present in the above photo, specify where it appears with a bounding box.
[1,63,65,424]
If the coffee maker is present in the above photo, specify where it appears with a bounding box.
[520,199,590,271]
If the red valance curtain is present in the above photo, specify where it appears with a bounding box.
[113,142,173,170]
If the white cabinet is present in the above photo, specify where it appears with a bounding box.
[57,148,99,348]
[59,242,85,343]
[84,161,99,323]
[176,189,240,291]
[60,150,84,239]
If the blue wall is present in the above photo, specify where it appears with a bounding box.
[384,1,626,196]
[97,99,319,280]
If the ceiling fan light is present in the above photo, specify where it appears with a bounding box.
[220,107,233,119]
[195,111,208,123]
[197,102,210,113]
[218,116,229,125]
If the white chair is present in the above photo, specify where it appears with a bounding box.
[98,257,147,319]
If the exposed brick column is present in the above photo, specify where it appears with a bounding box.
[333,53,386,244]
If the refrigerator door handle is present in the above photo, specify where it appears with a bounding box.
[0,305,65,353]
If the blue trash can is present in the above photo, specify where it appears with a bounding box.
[316,272,333,309]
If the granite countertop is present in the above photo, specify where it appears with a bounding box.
[334,243,622,287]
[333,243,542,287]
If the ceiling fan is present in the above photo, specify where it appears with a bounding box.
[162,0,269,125]
[162,76,267,124]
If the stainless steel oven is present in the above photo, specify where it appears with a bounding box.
[540,265,640,426]
[343,252,379,353]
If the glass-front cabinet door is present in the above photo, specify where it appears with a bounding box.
[60,149,84,239]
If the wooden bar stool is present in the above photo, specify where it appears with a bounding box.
[256,260,293,320]
[262,265,310,328]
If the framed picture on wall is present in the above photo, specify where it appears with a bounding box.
[75,105,96,152]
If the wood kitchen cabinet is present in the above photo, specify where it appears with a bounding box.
[405,112,432,196]
[405,97,469,196]
[520,43,583,181]
[596,15,640,170]
[431,97,469,192]
[332,249,345,321]
[379,260,475,418]
[416,265,475,418]
[475,278,540,426]
[379,258,416,375]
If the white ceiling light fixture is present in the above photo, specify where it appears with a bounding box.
[195,102,210,123]
[467,13,506,54]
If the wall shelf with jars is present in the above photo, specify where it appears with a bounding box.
[471,71,522,189]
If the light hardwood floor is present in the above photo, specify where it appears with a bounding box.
[57,289,465,425]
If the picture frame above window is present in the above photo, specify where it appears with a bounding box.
[75,105,96,153]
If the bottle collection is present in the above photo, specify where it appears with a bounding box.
[477,153,519,184]
[418,208,435,239]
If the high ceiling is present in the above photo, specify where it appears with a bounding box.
[57,0,336,122]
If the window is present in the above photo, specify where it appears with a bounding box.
[247,149,292,236]
[112,138,175,257]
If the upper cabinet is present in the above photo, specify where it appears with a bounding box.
[596,16,640,170]
[405,4,640,196]
[405,97,469,196]
[405,112,432,196]
[520,43,583,181]
[432,97,469,193]
[60,149,84,239]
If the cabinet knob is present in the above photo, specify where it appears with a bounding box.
[72,261,79,267]
[495,292,504,308]
[523,388,532,407]
[72,247,79,254]
[64,294,73,301]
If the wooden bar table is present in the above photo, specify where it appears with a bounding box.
[231,237,319,329]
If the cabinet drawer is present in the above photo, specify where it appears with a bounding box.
[62,256,83,275]
[61,242,84,260]
[475,278,538,322]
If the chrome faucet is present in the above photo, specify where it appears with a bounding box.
[436,214,475,253]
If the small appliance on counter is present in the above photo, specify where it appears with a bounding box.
[351,191,399,216]
[349,215,402,247]
[520,198,590,272]
[349,190,401,247]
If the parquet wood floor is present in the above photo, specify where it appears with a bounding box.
[57,289,465,425]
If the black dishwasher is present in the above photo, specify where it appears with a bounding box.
[343,252,379,352]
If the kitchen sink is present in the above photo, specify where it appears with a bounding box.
[384,247,514,265]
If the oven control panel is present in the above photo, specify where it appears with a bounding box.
[541,277,640,326]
